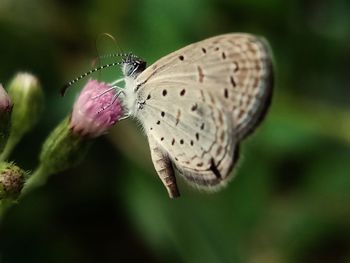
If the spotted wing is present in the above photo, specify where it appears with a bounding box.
[136,33,273,140]
[138,85,240,191]
[134,33,273,191]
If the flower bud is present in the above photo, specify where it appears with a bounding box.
[38,117,91,177]
[0,162,26,200]
[70,79,124,138]
[0,84,12,153]
[22,80,123,193]
[21,116,92,194]
[7,72,44,141]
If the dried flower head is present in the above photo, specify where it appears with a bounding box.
[0,162,26,200]
[70,79,124,138]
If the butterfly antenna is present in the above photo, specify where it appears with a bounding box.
[99,53,129,60]
[61,61,122,96]
[95,33,128,62]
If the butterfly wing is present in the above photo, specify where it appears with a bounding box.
[134,33,273,194]
[141,86,239,192]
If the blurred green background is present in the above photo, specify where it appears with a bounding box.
[1,0,350,262]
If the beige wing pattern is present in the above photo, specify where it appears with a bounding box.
[134,33,273,197]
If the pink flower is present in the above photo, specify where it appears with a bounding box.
[70,80,123,138]
[0,84,12,113]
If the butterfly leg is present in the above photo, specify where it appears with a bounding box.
[148,137,180,198]
[96,89,125,114]
[109,78,124,86]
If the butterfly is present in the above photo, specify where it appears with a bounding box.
[63,33,274,198]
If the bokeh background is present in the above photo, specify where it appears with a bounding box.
[1,0,350,262]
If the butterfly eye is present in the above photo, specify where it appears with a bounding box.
[123,58,147,78]
[137,60,147,72]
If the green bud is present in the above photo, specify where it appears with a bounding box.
[0,84,13,153]
[7,72,44,140]
[40,117,91,175]
[0,73,44,161]
[0,162,26,200]
[22,117,91,193]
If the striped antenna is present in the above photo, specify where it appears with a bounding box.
[95,33,125,59]
[61,61,123,96]
[99,53,129,60]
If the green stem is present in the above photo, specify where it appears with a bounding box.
[0,199,15,220]
[0,134,20,162]
[21,165,48,196]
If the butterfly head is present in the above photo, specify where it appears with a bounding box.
[122,54,147,78]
